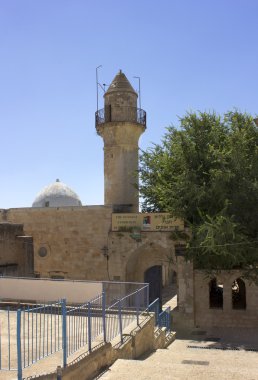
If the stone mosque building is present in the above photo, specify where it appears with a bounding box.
[1,71,258,330]
[0,70,181,296]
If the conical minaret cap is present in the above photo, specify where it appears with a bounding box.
[105,70,137,96]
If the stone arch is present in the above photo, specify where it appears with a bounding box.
[125,242,175,284]
[232,278,246,309]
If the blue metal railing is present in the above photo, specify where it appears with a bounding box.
[66,293,103,358]
[148,298,159,325]
[158,307,171,332]
[148,299,171,333]
[105,285,149,343]
[21,301,63,369]
[0,283,149,380]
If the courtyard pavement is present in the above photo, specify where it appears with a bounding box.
[100,287,258,380]
[100,328,258,380]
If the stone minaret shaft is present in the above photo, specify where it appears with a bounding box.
[96,70,146,213]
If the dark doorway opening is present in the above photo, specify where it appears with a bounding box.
[209,278,223,309]
[144,265,162,309]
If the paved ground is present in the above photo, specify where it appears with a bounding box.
[100,286,258,380]
[100,330,258,380]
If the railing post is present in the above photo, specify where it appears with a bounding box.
[158,310,161,329]
[118,299,123,344]
[57,365,62,380]
[136,290,140,326]
[146,284,149,307]
[61,299,67,368]
[155,299,159,325]
[168,307,171,331]
[88,302,92,352]
[17,308,22,380]
[102,291,106,343]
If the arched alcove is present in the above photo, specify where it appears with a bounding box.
[125,242,172,282]
[125,242,177,306]
[232,278,246,309]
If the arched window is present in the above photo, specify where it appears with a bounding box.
[232,278,246,309]
[209,278,223,309]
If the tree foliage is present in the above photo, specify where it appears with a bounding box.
[139,111,258,278]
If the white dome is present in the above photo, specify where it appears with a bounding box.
[32,179,82,208]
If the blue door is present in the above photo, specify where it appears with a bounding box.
[144,265,162,310]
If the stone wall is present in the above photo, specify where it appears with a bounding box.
[194,270,258,328]
[0,222,33,276]
[0,208,180,286]
[0,207,112,280]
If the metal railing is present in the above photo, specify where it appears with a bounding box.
[148,298,160,325]
[66,293,104,359]
[148,298,171,333]
[158,307,171,332]
[95,106,146,128]
[21,301,63,368]
[0,283,149,380]
[106,285,149,343]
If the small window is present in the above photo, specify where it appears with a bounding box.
[209,278,223,309]
[232,278,246,309]
[45,201,49,207]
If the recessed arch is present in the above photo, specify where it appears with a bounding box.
[125,242,175,283]
[232,278,246,309]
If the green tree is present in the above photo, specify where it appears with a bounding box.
[139,111,258,279]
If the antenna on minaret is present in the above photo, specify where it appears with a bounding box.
[96,65,102,112]
[103,84,110,92]
[96,65,108,111]
[96,65,107,111]
[133,76,141,110]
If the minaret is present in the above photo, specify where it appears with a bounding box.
[96,70,146,213]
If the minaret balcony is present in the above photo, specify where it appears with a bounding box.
[95,106,146,129]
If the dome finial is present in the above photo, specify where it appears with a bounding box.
[56,178,60,182]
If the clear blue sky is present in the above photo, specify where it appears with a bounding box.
[1,0,257,208]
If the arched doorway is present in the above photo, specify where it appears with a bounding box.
[144,265,162,309]
[125,242,177,309]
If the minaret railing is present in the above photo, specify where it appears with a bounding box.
[95,106,146,128]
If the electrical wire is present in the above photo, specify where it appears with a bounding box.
[188,240,258,249]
